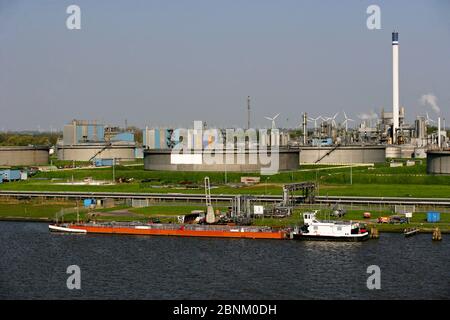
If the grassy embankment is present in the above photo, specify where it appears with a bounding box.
[1,199,448,233]
[1,162,450,197]
[0,162,449,232]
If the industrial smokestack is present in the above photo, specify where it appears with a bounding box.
[392,31,399,144]
[247,96,251,130]
[438,117,441,148]
[303,112,307,145]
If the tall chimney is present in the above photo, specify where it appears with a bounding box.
[438,117,441,148]
[392,31,399,144]
[303,112,307,145]
[247,96,251,130]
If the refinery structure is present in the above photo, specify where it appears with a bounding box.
[1,32,448,173]
[56,119,138,162]
[138,32,448,172]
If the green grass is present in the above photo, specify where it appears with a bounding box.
[2,179,450,198]
[1,162,450,199]
[129,205,226,216]
[317,183,450,198]
[1,199,448,233]
[0,200,75,219]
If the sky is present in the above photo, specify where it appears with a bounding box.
[0,0,449,131]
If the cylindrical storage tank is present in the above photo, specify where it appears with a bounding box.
[57,143,136,161]
[144,148,300,172]
[299,145,386,164]
[0,146,50,166]
[385,146,402,159]
[427,150,450,174]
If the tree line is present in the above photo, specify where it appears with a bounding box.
[0,132,61,146]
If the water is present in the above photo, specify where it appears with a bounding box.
[0,221,449,299]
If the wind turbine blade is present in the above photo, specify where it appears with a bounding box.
[264,117,272,121]
[273,113,280,120]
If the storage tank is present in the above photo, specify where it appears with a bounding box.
[427,150,450,174]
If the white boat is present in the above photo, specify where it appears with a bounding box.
[49,224,87,233]
[292,211,369,241]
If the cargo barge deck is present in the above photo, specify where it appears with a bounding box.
[49,222,288,240]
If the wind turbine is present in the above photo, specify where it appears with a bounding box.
[307,116,324,130]
[325,112,339,127]
[264,113,280,129]
[342,111,354,131]
[425,112,435,125]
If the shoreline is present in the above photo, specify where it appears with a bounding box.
[1,217,448,234]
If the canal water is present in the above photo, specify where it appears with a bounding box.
[0,221,448,299]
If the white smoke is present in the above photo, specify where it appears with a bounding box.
[420,94,440,114]
[358,110,378,128]
[358,110,378,120]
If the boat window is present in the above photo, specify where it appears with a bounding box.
[337,227,342,231]
[314,226,318,230]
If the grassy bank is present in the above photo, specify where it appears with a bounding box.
[1,200,448,233]
[2,178,450,198]
[1,162,450,198]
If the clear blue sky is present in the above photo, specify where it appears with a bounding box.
[0,0,449,130]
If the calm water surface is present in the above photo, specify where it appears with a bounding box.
[0,221,449,299]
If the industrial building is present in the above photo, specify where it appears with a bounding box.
[142,121,298,172]
[294,32,448,163]
[57,120,137,162]
[0,146,49,166]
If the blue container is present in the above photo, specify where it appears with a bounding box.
[427,211,440,223]
[0,169,21,181]
[94,159,102,167]
[94,158,114,167]
[101,159,114,166]
[83,199,95,207]
[10,170,21,180]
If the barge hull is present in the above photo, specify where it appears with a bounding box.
[50,225,286,240]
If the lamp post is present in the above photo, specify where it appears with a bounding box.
[265,177,270,195]
[350,152,353,185]
[112,158,115,183]
[224,160,227,184]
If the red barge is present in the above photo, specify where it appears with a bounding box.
[49,222,288,240]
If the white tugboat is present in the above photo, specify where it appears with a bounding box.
[292,211,369,242]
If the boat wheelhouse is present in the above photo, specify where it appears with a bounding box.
[292,211,369,241]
